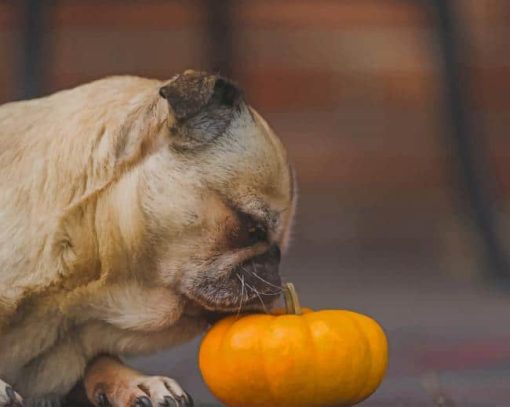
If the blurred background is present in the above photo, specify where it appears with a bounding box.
[1,0,510,405]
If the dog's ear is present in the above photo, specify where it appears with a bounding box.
[159,71,241,120]
[159,70,243,148]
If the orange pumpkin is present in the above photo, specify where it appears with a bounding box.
[199,283,388,407]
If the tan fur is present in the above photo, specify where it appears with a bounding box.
[84,356,193,406]
[0,72,295,405]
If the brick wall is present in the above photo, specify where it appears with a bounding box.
[0,2,20,102]
[1,0,509,276]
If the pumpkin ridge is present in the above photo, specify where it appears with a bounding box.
[259,314,278,407]
[345,313,373,404]
[221,315,250,406]
[301,313,320,407]
[357,315,388,402]
[216,317,238,403]
[199,317,236,405]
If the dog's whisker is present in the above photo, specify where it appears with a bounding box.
[236,273,246,316]
[245,282,269,314]
[259,291,282,297]
[239,266,282,295]
[249,265,283,292]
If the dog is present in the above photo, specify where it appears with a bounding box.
[0,70,296,407]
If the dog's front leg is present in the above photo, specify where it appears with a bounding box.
[84,355,193,407]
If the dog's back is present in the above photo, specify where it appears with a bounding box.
[0,76,159,314]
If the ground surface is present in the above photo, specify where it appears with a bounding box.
[52,184,510,407]
[127,188,510,406]
[129,279,509,406]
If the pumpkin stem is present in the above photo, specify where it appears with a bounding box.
[284,283,302,315]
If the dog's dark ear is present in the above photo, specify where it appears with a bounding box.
[159,70,243,148]
[210,77,241,108]
[159,71,241,121]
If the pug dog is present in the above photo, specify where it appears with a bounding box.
[0,70,296,407]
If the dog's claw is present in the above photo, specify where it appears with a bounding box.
[179,393,192,407]
[96,393,110,407]
[184,392,193,407]
[159,396,176,407]
[4,386,22,407]
[173,394,191,407]
[5,387,15,405]
[134,396,152,407]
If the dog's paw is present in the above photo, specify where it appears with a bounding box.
[0,380,22,407]
[94,376,192,407]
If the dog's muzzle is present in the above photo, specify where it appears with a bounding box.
[235,244,282,294]
[190,244,282,312]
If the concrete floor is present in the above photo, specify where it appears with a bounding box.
[129,278,510,406]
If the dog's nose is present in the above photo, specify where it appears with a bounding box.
[252,244,281,267]
[242,245,282,296]
[267,244,281,263]
[251,245,281,279]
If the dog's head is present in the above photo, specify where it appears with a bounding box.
[120,70,295,313]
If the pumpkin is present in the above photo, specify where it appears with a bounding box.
[199,283,388,407]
